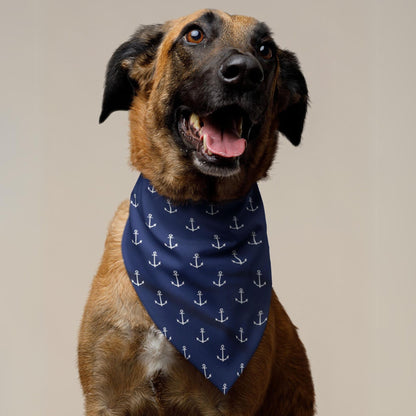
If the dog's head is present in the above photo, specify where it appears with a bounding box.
[100,9,308,201]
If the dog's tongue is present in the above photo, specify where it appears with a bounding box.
[200,117,246,158]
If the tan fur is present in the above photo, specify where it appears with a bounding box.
[79,9,314,415]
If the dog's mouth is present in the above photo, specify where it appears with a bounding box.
[177,106,253,177]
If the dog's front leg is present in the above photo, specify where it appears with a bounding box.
[79,324,168,416]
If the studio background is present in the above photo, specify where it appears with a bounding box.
[1,0,415,415]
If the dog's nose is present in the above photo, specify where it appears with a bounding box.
[219,54,264,89]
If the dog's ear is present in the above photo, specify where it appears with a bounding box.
[99,24,165,123]
[276,49,309,146]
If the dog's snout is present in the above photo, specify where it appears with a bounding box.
[219,54,264,89]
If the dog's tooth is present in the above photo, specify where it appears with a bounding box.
[202,134,212,155]
[202,135,213,155]
[190,113,201,130]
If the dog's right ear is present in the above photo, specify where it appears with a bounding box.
[99,24,165,123]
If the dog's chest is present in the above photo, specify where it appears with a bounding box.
[139,325,177,377]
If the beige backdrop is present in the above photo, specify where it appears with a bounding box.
[1,0,415,415]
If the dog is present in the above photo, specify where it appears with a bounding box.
[78,9,314,415]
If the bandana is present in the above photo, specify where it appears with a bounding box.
[122,175,272,394]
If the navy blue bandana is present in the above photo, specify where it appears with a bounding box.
[122,175,272,394]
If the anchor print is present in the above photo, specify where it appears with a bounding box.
[222,384,228,395]
[231,250,247,265]
[154,290,167,307]
[253,310,268,326]
[131,270,144,287]
[212,234,226,250]
[205,204,219,216]
[146,213,157,228]
[217,345,230,362]
[164,234,178,249]
[201,364,211,379]
[182,345,190,360]
[236,327,248,343]
[164,199,178,214]
[215,308,229,323]
[147,184,156,194]
[130,193,139,208]
[176,309,189,325]
[194,290,207,306]
[162,327,172,341]
[253,270,267,288]
[229,216,244,230]
[235,288,248,304]
[190,253,203,269]
[246,196,258,212]
[196,328,209,343]
[131,229,142,246]
[171,270,184,287]
[237,363,245,377]
[185,217,200,232]
[248,231,262,246]
[213,271,226,287]
[149,251,161,268]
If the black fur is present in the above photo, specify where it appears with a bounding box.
[276,49,309,146]
[99,24,164,123]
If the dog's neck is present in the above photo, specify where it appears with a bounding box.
[134,167,262,203]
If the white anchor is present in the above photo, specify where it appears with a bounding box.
[131,229,143,246]
[196,328,209,343]
[130,193,139,208]
[164,234,178,249]
[253,270,267,288]
[231,250,247,265]
[176,309,189,325]
[254,310,268,326]
[147,184,156,194]
[190,253,203,269]
[248,231,262,246]
[230,216,244,230]
[222,383,228,395]
[185,217,200,232]
[154,290,167,307]
[164,199,178,214]
[246,197,258,212]
[206,204,219,216]
[194,290,207,306]
[146,213,157,228]
[236,327,248,343]
[237,363,245,376]
[171,270,184,287]
[215,308,229,323]
[217,345,229,362]
[235,288,248,304]
[201,364,211,379]
[213,271,226,287]
[131,270,144,287]
[162,327,172,341]
[149,251,161,268]
[182,345,190,360]
[212,234,226,250]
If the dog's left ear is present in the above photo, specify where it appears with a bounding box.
[276,49,309,146]
[99,24,165,123]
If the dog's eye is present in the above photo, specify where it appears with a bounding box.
[185,28,204,44]
[259,44,273,60]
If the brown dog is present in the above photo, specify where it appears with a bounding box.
[78,9,314,415]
